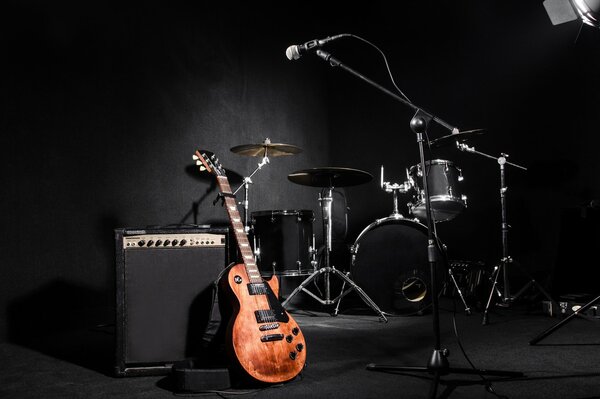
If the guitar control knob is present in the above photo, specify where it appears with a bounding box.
[289,351,297,360]
[296,343,304,352]
[292,327,299,336]
[286,335,293,343]
[147,240,154,247]
[138,240,145,247]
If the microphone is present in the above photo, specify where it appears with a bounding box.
[285,34,349,60]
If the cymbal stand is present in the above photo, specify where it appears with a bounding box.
[308,47,523,398]
[281,186,388,321]
[456,143,557,325]
[231,154,269,232]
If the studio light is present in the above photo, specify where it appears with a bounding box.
[544,0,600,27]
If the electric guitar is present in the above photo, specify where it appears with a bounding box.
[193,149,306,384]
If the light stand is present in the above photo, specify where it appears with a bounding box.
[310,48,522,398]
[456,143,557,325]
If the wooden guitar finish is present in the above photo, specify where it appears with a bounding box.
[195,150,306,384]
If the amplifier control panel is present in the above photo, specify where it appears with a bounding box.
[123,233,225,249]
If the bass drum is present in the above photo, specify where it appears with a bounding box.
[351,217,445,315]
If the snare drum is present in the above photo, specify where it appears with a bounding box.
[351,217,445,315]
[251,210,314,277]
[408,159,467,222]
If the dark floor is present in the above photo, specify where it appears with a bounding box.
[2,297,600,399]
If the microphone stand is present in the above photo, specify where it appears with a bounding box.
[312,49,522,398]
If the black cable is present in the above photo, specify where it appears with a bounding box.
[451,298,509,399]
[346,34,412,103]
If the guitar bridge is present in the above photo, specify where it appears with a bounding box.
[259,323,280,331]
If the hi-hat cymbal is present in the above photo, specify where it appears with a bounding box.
[231,139,303,157]
[288,167,373,188]
[429,129,485,148]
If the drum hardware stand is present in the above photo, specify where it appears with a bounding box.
[281,186,388,321]
[305,47,524,397]
[231,153,270,233]
[456,143,557,325]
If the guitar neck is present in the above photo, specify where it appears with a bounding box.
[216,176,262,283]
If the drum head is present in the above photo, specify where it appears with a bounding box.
[351,219,445,315]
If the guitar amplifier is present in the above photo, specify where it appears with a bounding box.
[114,225,231,377]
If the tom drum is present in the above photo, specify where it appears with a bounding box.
[408,159,467,222]
[251,210,314,277]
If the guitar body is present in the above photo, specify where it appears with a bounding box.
[220,263,307,384]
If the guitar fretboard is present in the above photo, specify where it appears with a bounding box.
[217,176,263,284]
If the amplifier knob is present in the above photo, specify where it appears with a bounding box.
[155,240,162,246]
[164,240,171,246]
[138,240,145,247]
[172,239,178,246]
[179,239,187,246]
[147,240,154,247]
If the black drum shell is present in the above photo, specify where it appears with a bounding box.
[409,159,466,222]
[251,210,314,276]
[351,218,445,315]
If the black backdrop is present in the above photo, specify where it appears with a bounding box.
[2,1,600,342]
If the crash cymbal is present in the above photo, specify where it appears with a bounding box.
[429,128,485,148]
[288,167,373,188]
[230,138,302,157]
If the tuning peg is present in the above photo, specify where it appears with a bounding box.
[192,154,199,160]
[199,165,206,171]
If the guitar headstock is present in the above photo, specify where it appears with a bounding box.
[193,149,225,177]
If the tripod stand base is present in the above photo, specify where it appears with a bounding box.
[367,348,523,399]
[281,266,388,322]
[366,363,523,378]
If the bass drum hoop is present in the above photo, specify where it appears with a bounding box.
[351,216,445,315]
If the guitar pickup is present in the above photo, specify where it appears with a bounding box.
[260,334,284,342]
[255,310,276,324]
[259,323,280,331]
[248,283,267,295]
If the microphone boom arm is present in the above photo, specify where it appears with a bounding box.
[315,49,458,134]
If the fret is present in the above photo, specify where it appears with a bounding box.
[214,175,261,281]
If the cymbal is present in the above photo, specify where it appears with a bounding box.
[288,167,373,188]
[230,141,303,157]
[429,129,485,148]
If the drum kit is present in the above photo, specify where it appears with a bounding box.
[222,132,496,319]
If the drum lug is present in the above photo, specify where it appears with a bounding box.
[461,195,468,207]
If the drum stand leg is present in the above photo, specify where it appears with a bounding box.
[447,266,471,315]
[281,187,388,322]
